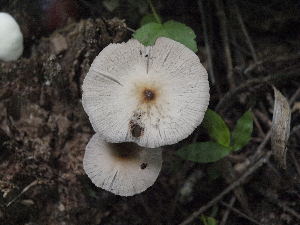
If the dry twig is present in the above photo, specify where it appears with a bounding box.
[7,180,40,207]
[253,186,300,220]
[229,0,258,63]
[220,201,267,225]
[217,157,251,215]
[179,151,272,225]
[198,0,215,85]
[214,0,235,90]
[219,196,236,225]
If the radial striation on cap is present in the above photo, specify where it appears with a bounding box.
[82,37,210,148]
[83,133,162,196]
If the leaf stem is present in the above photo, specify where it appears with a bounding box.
[147,0,162,25]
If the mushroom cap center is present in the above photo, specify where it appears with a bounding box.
[135,83,159,105]
[144,89,155,101]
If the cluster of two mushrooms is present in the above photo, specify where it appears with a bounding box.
[82,37,210,196]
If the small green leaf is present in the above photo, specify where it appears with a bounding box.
[207,217,218,225]
[202,109,231,147]
[140,13,162,26]
[201,214,208,225]
[200,214,218,225]
[175,142,232,163]
[133,22,161,45]
[133,20,197,52]
[231,109,253,151]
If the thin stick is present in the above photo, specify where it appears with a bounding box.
[221,201,266,225]
[125,26,136,33]
[252,113,266,138]
[179,151,272,225]
[289,150,300,179]
[230,0,258,63]
[220,196,236,225]
[147,0,162,25]
[289,86,300,106]
[254,186,300,220]
[254,129,271,157]
[214,0,235,90]
[198,0,216,84]
[7,180,39,207]
[244,52,300,74]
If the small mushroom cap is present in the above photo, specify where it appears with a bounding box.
[82,37,209,148]
[0,12,23,61]
[83,133,162,196]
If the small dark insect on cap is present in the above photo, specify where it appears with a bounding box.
[140,163,148,169]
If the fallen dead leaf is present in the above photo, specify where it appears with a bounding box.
[271,86,291,168]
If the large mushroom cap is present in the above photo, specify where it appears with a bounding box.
[83,133,162,196]
[82,37,209,148]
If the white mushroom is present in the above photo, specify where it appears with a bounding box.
[82,37,209,148]
[0,12,23,61]
[83,133,162,196]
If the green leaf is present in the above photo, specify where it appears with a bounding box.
[175,142,232,163]
[133,20,198,52]
[200,214,218,225]
[202,109,231,147]
[201,214,208,225]
[140,13,162,26]
[207,217,218,225]
[231,109,253,151]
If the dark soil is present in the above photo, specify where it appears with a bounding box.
[1,1,300,225]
